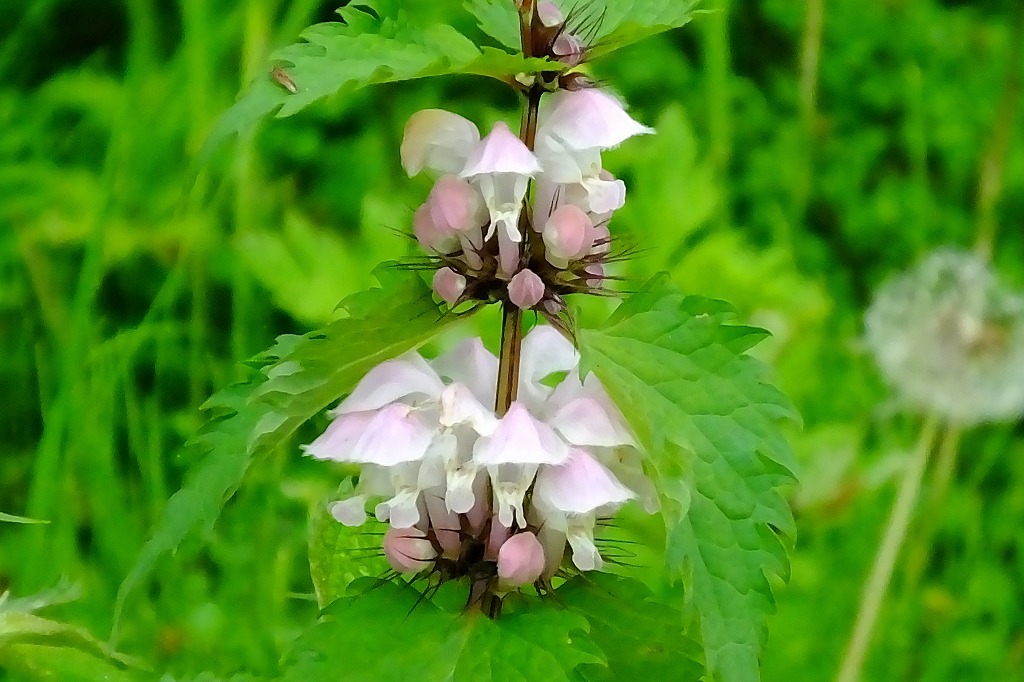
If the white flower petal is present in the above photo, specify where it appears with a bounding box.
[329,496,368,526]
[431,338,499,407]
[440,384,499,436]
[519,325,579,408]
[350,404,437,466]
[567,522,603,571]
[535,448,634,515]
[401,109,480,176]
[539,89,653,152]
[546,374,636,447]
[303,410,377,461]
[473,402,569,466]
[488,463,538,528]
[460,121,541,177]
[333,354,444,414]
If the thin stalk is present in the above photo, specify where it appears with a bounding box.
[975,2,1024,258]
[495,85,543,415]
[835,415,941,682]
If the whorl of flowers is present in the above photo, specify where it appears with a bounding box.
[305,0,657,613]
[865,249,1024,424]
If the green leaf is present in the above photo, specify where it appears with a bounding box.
[578,276,798,682]
[558,574,705,681]
[465,0,521,51]
[0,591,139,680]
[0,512,48,524]
[585,0,701,59]
[308,480,389,608]
[281,581,602,682]
[201,2,559,161]
[115,266,467,630]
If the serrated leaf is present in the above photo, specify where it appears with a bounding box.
[308,480,389,608]
[585,0,701,59]
[281,581,602,682]
[0,512,47,524]
[465,0,521,51]
[115,266,467,630]
[558,574,705,681]
[578,276,798,682]
[201,2,559,162]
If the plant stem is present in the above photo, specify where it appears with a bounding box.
[495,84,543,416]
[975,1,1024,258]
[835,415,941,682]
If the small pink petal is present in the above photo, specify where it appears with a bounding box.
[430,337,499,406]
[508,269,545,310]
[536,0,564,27]
[414,204,458,254]
[432,267,467,305]
[350,404,436,466]
[497,532,546,586]
[383,527,437,573]
[543,204,593,260]
[334,356,444,414]
[427,175,487,233]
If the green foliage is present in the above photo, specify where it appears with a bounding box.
[465,0,521,51]
[587,0,701,58]
[0,591,138,681]
[281,580,601,681]
[559,574,705,681]
[0,513,47,524]
[579,276,798,682]
[202,1,559,159]
[307,480,388,607]
[115,267,468,626]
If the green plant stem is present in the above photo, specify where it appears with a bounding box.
[835,415,941,682]
[975,1,1024,258]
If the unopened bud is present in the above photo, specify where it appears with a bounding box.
[553,33,585,67]
[585,263,606,289]
[433,267,467,305]
[536,0,564,27]
[414,205,457,254]
[590,224,611,255]
[427,175,486,233]
[497,532,546,587]
[383,527,437,574]
[508,269,545,309]
[543,205,593,261]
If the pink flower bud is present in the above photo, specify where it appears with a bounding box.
[497,532,546,587]
[427,175,486,233]
[543,205,593,261]
[383,527,437,574]
[433,267,467,305]
[508,269,545,309]
[536,0,564,27]
[590,224,611,255]
[414,205,457,254]
[553,33,585,67]
[585,263,605,289]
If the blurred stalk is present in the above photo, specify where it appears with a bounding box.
[231,0,272,365]
[975,2,1024,259]
[699,0,733,230]
[791,0,824,251]
[835,415,941,682]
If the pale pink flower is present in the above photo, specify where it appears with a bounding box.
[383,527,437,573]
[508,269,545,309]
[433,267,467,305]
[401,109,480,176]
[497,532,546,587]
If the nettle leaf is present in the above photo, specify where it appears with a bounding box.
[558,574,705,681]
[465,0,521,51]
[578,275,798,682]
[0,591,139,680]
[308,480,389,607]
[281,581,602,682]
[587,0,701,58]
[202,1,559,159]
[115,266,467,627]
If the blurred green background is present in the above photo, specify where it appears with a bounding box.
[1,0,1022,679]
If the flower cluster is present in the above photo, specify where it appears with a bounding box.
[865,249,1024,424]
[402,85,651,322]
[304,326,653,589]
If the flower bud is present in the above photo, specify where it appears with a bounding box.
[585,263,606,289]
[553,33,585,67]
[427,175,486,233]
[590,224,611,255]
[433,267,467,305]
[543,205,593,261]
[508,269,545,309]
[536,0,564,27]
[497,532,546,587]
[414,205,457,253]
[383,527,437,574]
